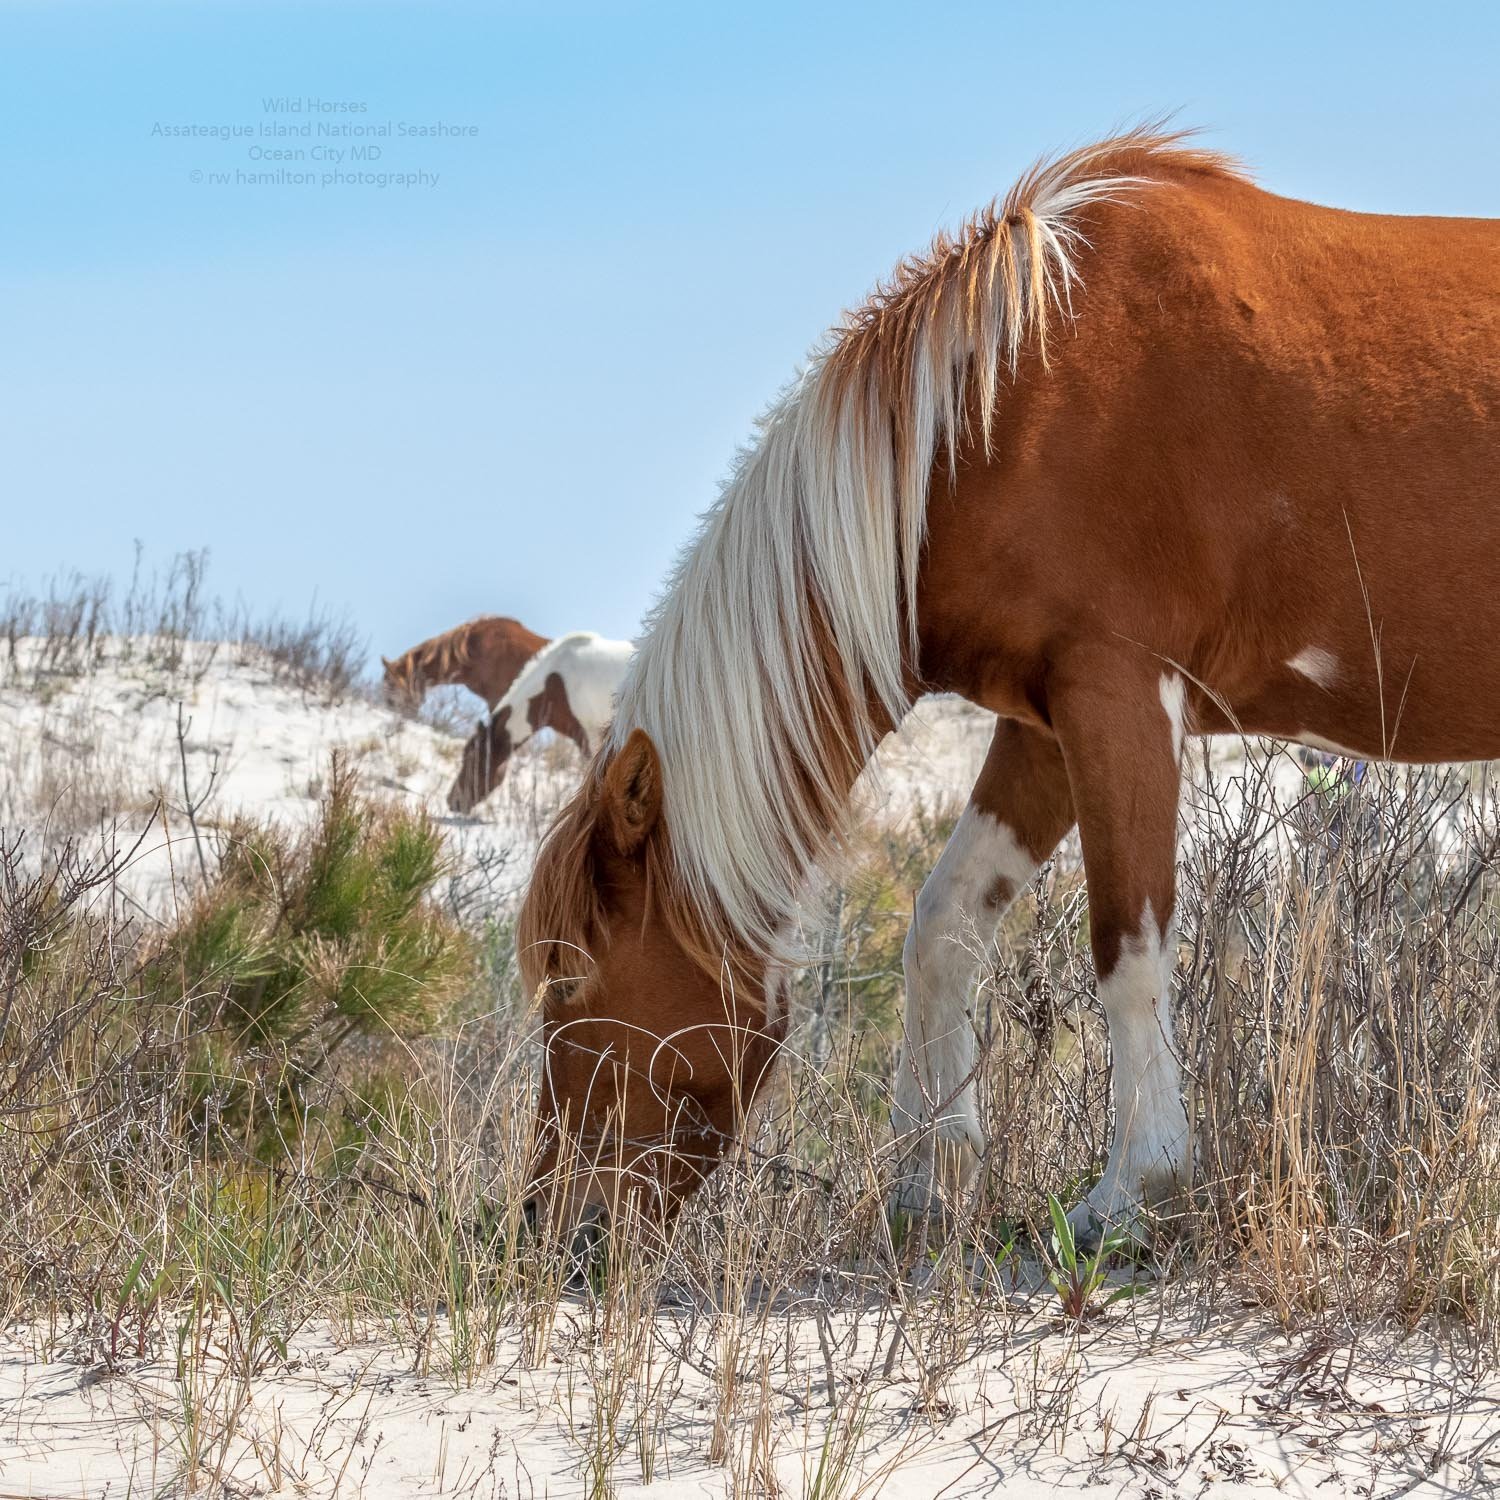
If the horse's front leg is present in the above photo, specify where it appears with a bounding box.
[1050,651,1190,1238]
[893,718,1075,1213]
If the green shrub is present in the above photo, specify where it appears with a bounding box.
[144,757,475,1148]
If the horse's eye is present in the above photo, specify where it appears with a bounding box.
[549,975,583,1005]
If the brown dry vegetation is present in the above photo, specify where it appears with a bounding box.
[2,729,1500,1493]
[1,572,1498,1491]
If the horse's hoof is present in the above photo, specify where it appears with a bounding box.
[554,1206,610,1290]
[1065,1196,1149,1254]
[1064,1200,1108,1253]
[888,1191,948,1244]
[889,1179,940,1217]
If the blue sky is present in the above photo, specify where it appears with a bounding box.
[4,1,1496,664]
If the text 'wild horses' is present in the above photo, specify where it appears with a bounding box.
[518,128,1499,1241]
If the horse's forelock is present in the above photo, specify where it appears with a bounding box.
[519,767,758,1006]
[518,781,607,1000]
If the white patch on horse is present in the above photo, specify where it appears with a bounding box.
[1288,646,1340,691]
[1297,730,1364,758]
[1076,902,1189,1230]
[494,632,634,759]
[1158,672,1187,762]
[893,807,1037,1200]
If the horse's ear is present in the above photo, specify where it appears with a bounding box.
[599,728,662,857]
[380,655,393,671]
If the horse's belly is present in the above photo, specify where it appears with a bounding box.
[1211,639,1500,765]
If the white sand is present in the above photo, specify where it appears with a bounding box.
[0,641,1323,923]
[2,1302,1494,1498]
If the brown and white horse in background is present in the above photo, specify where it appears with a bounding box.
[448,632,634,813]
[518,128,1500,1242]
[382,616,547,714]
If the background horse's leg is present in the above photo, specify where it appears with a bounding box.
[893,718,1074,1214]
[1050,650,1189,1237]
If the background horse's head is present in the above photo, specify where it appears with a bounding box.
[380,653,424,713]
[385,617,548,718]
[448,707,513,813]
[517,729,785,1236]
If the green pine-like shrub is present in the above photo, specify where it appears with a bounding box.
[144,757,475,1148]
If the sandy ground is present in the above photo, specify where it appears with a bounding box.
[0,641,546,917]
[3,1296,1496,1498]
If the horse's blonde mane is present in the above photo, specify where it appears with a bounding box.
[525,129,1242,982]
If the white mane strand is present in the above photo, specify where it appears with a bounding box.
[608,130,1229,963]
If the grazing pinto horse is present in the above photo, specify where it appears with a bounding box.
[519,129,1500,1240]
[381,616,547,713]
[448,633,634,813]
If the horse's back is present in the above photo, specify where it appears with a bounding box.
[563,634,635,742]
[1084,165,1500,406]
[924,166,1500,763]
[504,631,632,746]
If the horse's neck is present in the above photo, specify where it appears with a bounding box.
[409,638,462,691]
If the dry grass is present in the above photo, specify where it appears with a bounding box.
[0,546,367,701]
[2,737,1500,1493]
[0,697,160,836]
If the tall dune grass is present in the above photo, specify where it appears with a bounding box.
[2,745,1498,1491]
[0,545,367,698]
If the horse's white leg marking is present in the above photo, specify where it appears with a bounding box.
[1158,672,1187,761]
[1288,646,1340,691]
[894,805,1038,1206]
[1052,662,1189,1240]
[1077,902,1189,1229]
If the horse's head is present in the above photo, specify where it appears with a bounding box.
[448,707,513,813]
[381,654,422,713]
[517,728,785,1237]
